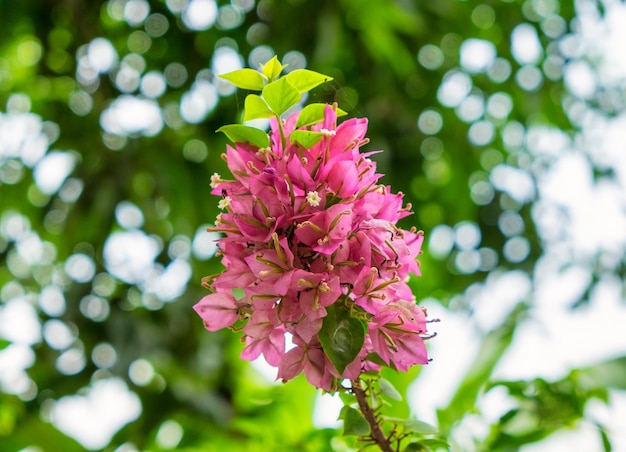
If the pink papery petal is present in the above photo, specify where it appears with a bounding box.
[193,292,240,331]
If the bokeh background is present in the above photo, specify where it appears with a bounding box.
[2,0,626,450]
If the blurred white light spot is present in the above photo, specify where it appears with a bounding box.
[313,392,343,429]
[491,165,536,203]
[437,71,472,107]
[455,249,481,274]
[56,347,86,375]
[456,94,484,123]
[468,120,495,146]
[455,221,481,250]
[166,0,188,14]
[140,71,167,98]
[516,65,543,91]
[129,358,154,386]
[460,39,496,73]
[486,92,513,119]
[212,46,244,95]
[283,50,307,72]
[428,224,455,259]
[511,23,543,65]
[65,254,96,283]
[192,227,219,260]
[43,319,75,350]
[478,247,499,271]
[502,121,525,150]
[156,420,184,449]
[144,258,191,302]
[564,60,596,99]
[164,62,188,88]
[33,151,76,194]
[182,0,217,31]
[180,80,218,123]
[470,180,495,205]
[124,0,150,26]
[100,95,163,137]
[87,38,118,74]
[92,343,117,369]
[0,298,41,345]
[417,109,443,135]
[418,44,445,70]
[115,201,144,229]
[51,378,141,450]
[103,230,160,284]
[39,285,66,317]
[503,236,531,263]
[487,57,512,83]
[16,231,43,264]
[80,295,110,322]
[499,211,525,237]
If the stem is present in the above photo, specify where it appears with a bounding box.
[351,379,394,452]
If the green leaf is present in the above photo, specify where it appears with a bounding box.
[219,68,266,90]
[286,69,333,93]
[403,419,438,435]
[379,378,403,401]
[318,303,366,374]
[0,338,11,350]
[343,406,370,436]
[243,94,275,122]
[217,124,269,148]
[290,130,324,149]
[261,55,286,81]
[262,77,301,117]
[295,103,348,128]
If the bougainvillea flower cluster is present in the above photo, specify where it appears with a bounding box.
[195,101,431,391]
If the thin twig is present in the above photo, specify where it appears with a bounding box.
[351,379,393,452]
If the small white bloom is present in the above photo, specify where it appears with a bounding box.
[210,173,221,189]
[320,128,336,137]
[218,196,232,210]
[306,191,321,207]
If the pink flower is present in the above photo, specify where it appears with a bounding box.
[196,104,432,390]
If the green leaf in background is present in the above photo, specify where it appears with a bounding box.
[295,103,347,129]
[262,77,301,117]
[379,377,403,401]
[318,303,366,374]
[217,124,269,148]
[219,68,266,90]
[403,419,438,435]
[285,69,333,93]
[261,55,286,81]
[290,130,324,149]
[0,338,10,350]
[343,406,370,436]
[243,94,275,122]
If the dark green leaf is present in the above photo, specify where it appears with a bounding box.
[243,94,275,122]
[262,77,301,117]
[290,130,324,149]
[379,377,403,401]
[219,68,266,90]
[343,406,370,436]
[217,124,269,148]
[286,69,333,92]
[318,303,366,374]
[0,338,11,350]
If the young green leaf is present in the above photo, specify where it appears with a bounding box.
[262,77,301,117]
[286,69,333,93]
[219,68,266,91]
[261,55,286,81]
[243,94,275,122]
[290,130,324,149]
[295,103,348,128]
[343,406,370,436]
[318,303,366,374]
[217,124,269,149]
[379,377,403,401]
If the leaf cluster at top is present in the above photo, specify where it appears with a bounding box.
[216,56,344,148]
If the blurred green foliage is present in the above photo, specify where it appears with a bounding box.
[1,0,625,451]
